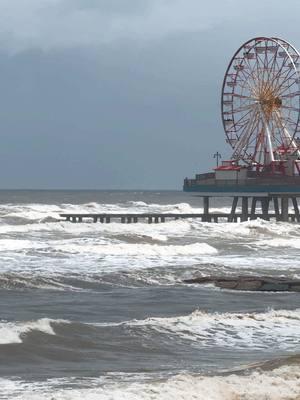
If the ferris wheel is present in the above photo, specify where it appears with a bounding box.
[221,37,300,170]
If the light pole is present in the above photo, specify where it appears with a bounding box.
[213,151,222,167]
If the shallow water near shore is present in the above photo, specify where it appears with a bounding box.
[1,190,300,399]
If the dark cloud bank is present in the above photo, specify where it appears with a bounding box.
[0,0,299,189]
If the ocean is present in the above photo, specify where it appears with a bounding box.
[0,190,300,399]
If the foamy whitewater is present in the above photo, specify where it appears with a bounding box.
[1,190,300,399]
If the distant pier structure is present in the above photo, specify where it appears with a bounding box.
[60,192,300,224]
[62,37,300,224]
[184,36,300,222]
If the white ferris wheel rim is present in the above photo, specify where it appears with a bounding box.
[221,36,300,166]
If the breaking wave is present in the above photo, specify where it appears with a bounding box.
[4,308,300,350]
[96,308,300,350]
[0,318,62,344]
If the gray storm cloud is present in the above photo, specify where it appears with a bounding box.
[0,0,243,51]
[0,0,298,189]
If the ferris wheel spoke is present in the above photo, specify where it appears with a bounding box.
[273,110,300,152]
[230,110,253,124]
[232,107,260,159]
[258,106,275,162]
[233,94,257,110]
[265,45,279,83]
[269,59,294,91]
[278,115,297,127]
[252,123,265,163]
[242,55,261,91]
[260,45,273,89]
[271,115,287,148]
[276,74,299,96]
[280,90,300,98]
[226,108,253,130]
[225,114,251,133]
[234,106,259,142]
[280,105,300,112]
[231,103,256,114]
[237,66,259,93]
[273,68,298,94]
[232,93,257,100]
[256,48,272,93]
[233,78,256,97]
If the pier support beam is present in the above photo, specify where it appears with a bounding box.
[241,197,248,222]
[228,197,238,222]
[281,197,289,222]
[292,197,300,222]
[250,197,257,220]
[203,196,210,222]
[273,197,280,221]
[261,198,270,221]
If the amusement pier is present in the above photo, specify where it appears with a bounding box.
[62,36,300,223]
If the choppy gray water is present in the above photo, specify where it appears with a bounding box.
[1,190,300,399]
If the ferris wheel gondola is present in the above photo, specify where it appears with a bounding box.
[221,37,300,172]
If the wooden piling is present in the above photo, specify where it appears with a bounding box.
[261,198,270,221]
[273,197,280,221]
[203,196,209,222]
[250,197,257,220]
[228,196,238,222]
[281,197,289,222]
[241,197,248,222]
[292,197,300,222]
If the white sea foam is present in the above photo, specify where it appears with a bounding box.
[256,237,300,249]
[96,309,300,350]
[55,242,218,257]
[190,218,300,240]
[0,202,299,281]
[0,318,63,344]
[0,201,203,221]
[1,365,300,399]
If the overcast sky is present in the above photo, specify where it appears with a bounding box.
[0,0,299,189]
